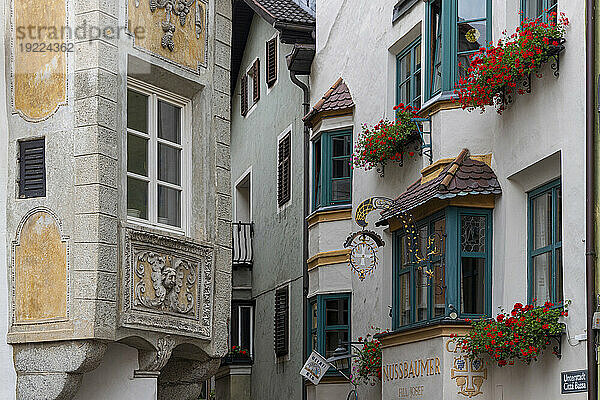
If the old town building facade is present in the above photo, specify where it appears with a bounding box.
[0,0,233,398]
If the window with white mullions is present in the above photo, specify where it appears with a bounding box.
[126,84,189,231]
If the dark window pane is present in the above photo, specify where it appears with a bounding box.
[127,177,148,220]
[418,225,429,257]
[399,273,411,325]
[461,257,485,314]
[158,185,181,227]
[158,143,181,185]
[429,0,442,94]
[158,100,181,144]
[325,298,348,326]
[400,235,411,267]
[331,179,351,202]
[311,302,318,330]
[332,136,350,157]
[556,248,563,303]
[325,330,349,358]
[314,139,322,207]
[415,44,421,71]
[532,252,551,306]
[458,0,486,21]
[556,187,562,242]
[416,268,428,321]
[399,81,410,106]
[433,218,446,257]
[127,90,148,133]
[230,306,239,347]
[332,158,351,179]
[458,53,473,81]
[532,192,552,249]
[240,306,252,352]
[415,71,422,107]
[127,133,148,176]
[461,215,486,253]
[433,260,445,318]
[458,21,487,52]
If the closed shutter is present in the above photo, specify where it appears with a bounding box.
[19,138,46,198]
[240,74,248,116]
[252,59,260,103]
[266,38,277,87]
[277,133,291,206]
[274,286,289,357]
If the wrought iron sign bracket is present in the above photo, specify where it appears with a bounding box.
[411,117,433,165]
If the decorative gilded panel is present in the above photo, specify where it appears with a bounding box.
[121,228,214,338]
[11,208,69,324]
[12,0,68,121]
[127,0,207,71]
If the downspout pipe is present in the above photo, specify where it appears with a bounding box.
[290,70,310,400]
[586,0,597,398]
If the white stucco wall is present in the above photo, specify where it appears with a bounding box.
[0,0,17,394]
[309,0,587,399]
[74,343,157,400]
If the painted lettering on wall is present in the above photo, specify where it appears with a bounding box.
[399,385,424,398]
[382,357,441,382]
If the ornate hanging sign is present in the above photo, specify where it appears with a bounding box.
[344,230,385,281]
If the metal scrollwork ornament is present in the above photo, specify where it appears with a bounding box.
[344,230,385,281]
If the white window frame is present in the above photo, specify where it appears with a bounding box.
[244,58,260,117]
[277,124,293,213]
[126,78,192,236]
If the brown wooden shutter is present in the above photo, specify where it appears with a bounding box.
[252,59,260,103]
[19,138,46,198]
[274,286,289,357]
[266,38,277,87]
[240,74,248,116]
[277,133,291,206]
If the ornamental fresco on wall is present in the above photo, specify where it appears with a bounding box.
[11,208,69,323]
[12,0,68,121]
[128,0,207,71]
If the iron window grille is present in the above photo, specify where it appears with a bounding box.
[18,138,46,198]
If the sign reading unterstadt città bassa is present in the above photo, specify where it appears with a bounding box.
[561,370,587,394]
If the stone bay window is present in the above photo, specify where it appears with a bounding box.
[379,149,500,330]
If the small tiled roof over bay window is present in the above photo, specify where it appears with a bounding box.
[378,149,502,224]
[303,77,355,127]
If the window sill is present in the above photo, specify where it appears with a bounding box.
[125,218,187,238]
[419,91,461,117]
[307,205,352,227]
[376,319,472,348]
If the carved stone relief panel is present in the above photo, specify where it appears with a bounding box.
[12,0,68,121]
[121,228,214,338]
[11,208,69,324]
[127,0,207,71]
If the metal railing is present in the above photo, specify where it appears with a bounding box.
[232,221,254,267]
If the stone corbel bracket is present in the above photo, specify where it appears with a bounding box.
[134,335,176,378]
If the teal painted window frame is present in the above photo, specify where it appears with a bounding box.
[392,207,492,330]
[520,0,558,23]
[527,179,562,305]
[312,129,353,211]
[307,293,351,370]
[396,37,422,109]
[424,0,492,101]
